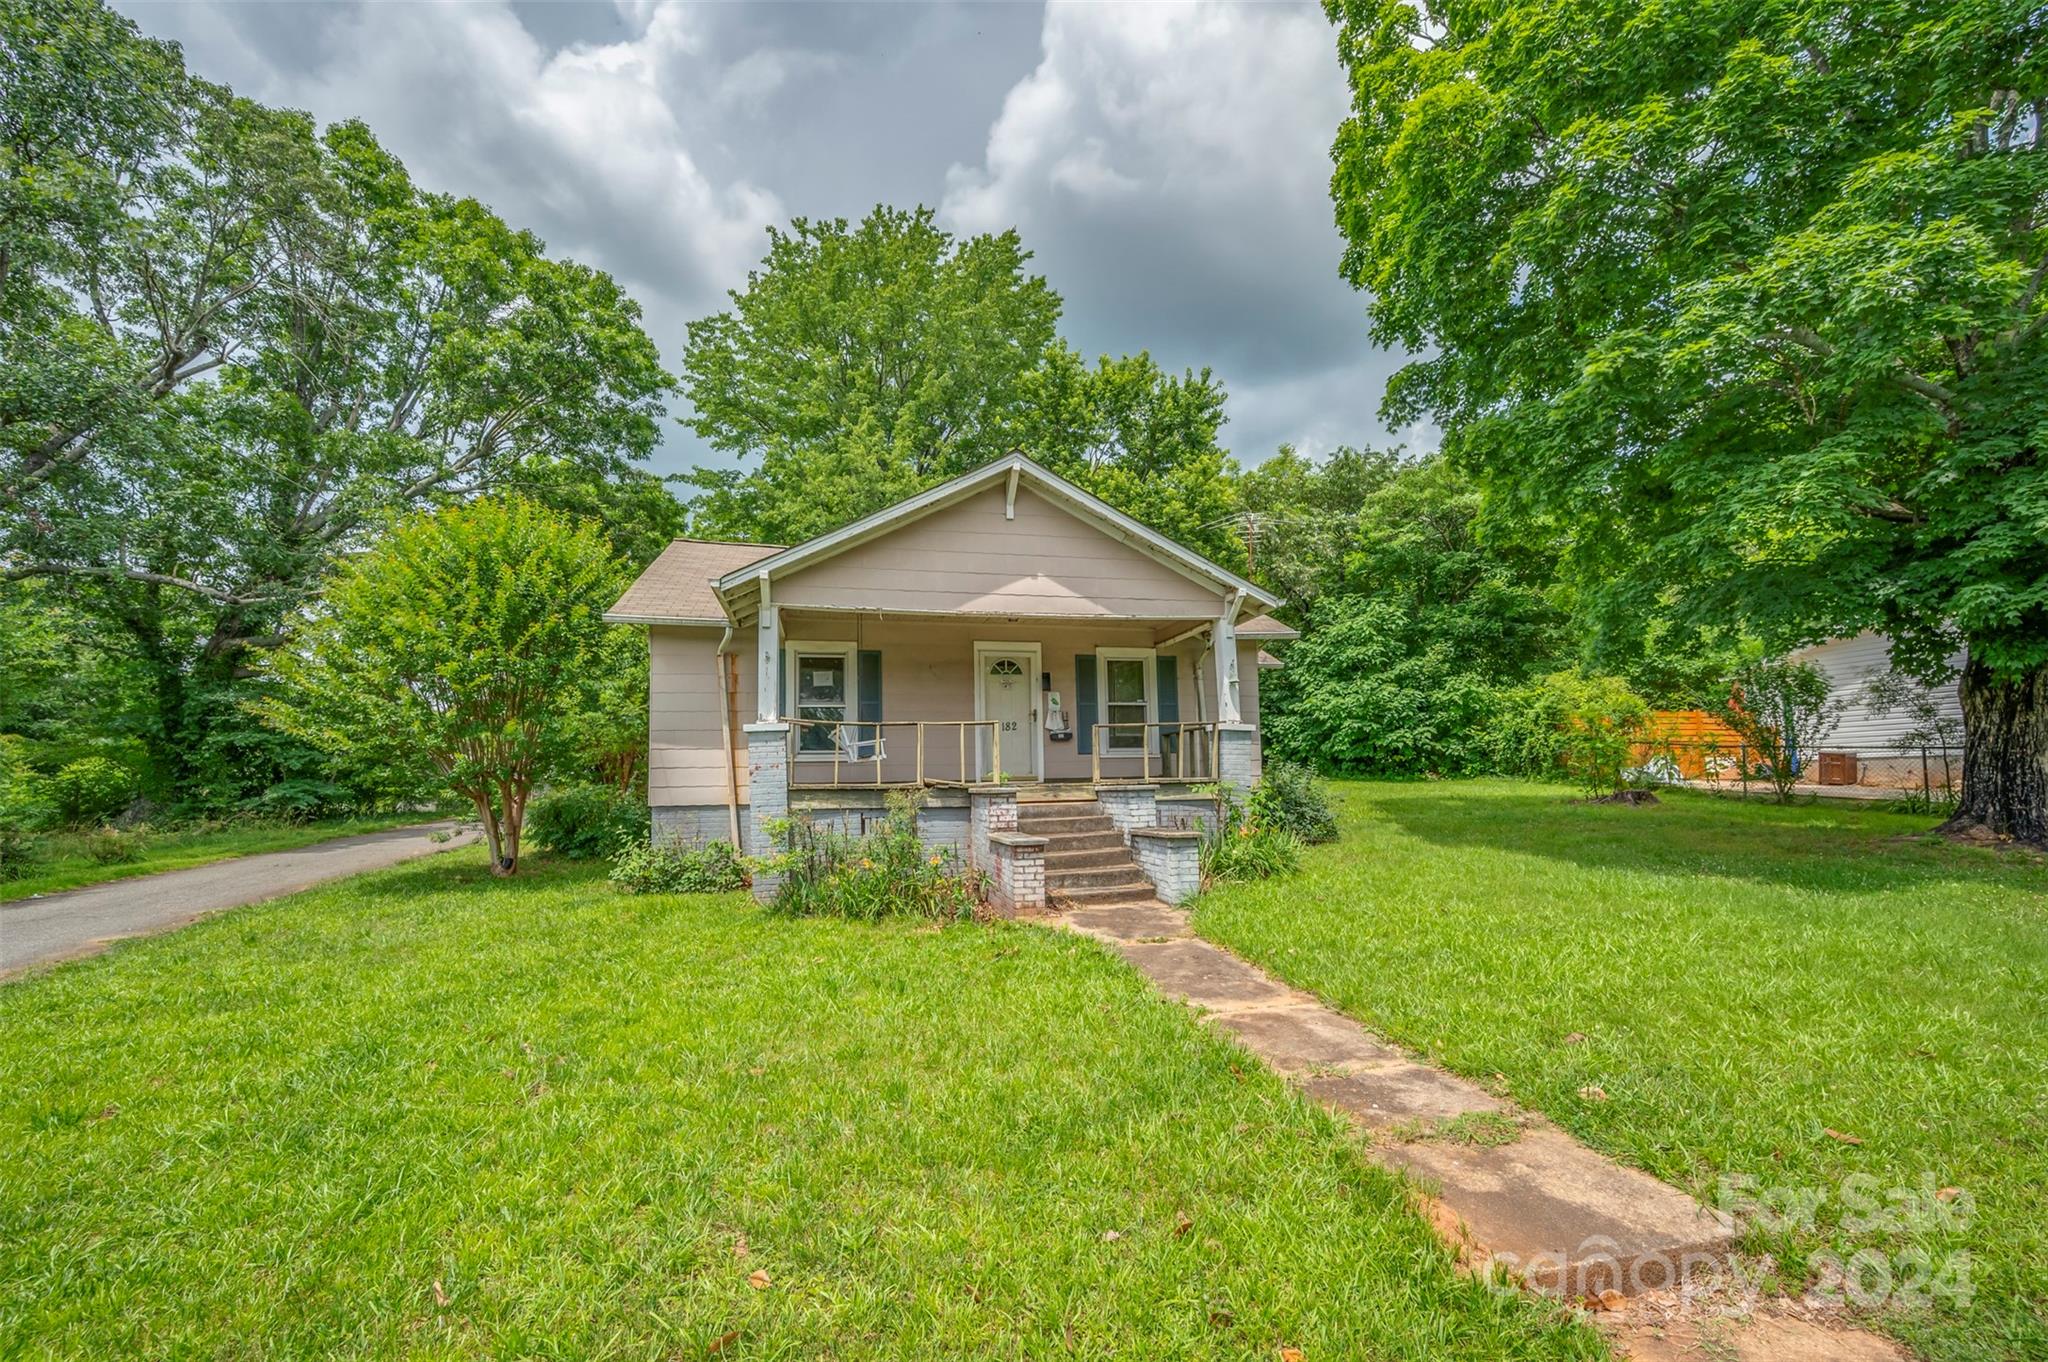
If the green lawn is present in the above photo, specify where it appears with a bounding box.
[0,812,437,902]
[0,852,1602,1360]
[1196,780,2048,1362]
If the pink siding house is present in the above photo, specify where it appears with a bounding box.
[606,453,1293,904]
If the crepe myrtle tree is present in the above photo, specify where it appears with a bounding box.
[260,499,621,874]
[1325,0,2048,844]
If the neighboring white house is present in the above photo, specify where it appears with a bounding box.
[1785,632,1965,753]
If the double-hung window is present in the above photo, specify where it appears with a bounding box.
[1103,655,1150,752]
[790,644,855,755]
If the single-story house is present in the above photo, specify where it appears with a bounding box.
[1783,632,1965,789]
[606,451,1295,905]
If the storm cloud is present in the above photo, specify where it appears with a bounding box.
[113,0,1425,477]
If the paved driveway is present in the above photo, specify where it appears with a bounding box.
[0,821,478,979]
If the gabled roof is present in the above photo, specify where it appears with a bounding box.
[713,451,1278,624]
[605,538,781,625]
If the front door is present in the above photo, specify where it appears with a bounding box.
[979,653,1038,779]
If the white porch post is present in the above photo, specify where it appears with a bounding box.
[1214,589,1242,724]
[755,570,780,723]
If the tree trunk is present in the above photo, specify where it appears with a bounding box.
[471,791,508,872]
[1938,656,2048,848]
[497,778,527,876]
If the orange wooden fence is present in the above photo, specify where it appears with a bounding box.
[1635,709,1746,779]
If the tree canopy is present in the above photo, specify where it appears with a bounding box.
[1259,452,1565,775]
[678,205,1246,561]
[1,0,675,806]
[679,206,1060,543]
[1325,0,2048,840]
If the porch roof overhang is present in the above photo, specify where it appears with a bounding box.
[710,451,1279,628]
[769,603,1222,631]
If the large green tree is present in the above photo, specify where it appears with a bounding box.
[1016,343,1246,570]
[681,206,1251,568]
[1,0,673,804]
[1326,0,2048,842]
[679,205,1060,542]
[1237,444,1403,614]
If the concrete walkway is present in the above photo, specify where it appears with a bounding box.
[0,821,477,979]
[1053,899,1908,1362]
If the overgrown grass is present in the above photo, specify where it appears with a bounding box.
[0,812,435,902]
[1195,780,2048,1362]
[0,851,1604,1360]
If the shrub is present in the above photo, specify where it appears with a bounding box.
[1484,670,1651,796]
[1249,761,1338,843]
[1201,783,1303,884]
[531,784,650,860]
[81,826,150,865]
[0,823,42,881]
[0,736,53,834]
[766,794,983,922]
[50,757,134,827]
[238,779,355,822]
[608,838,748,894]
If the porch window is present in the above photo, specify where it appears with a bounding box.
[1104,656,1148,751]
[793,647,853,754]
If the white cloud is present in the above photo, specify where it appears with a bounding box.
[306,1,779,305]
[946,2,1342,235]
[942,1,1411,462]
[122,0,781,321]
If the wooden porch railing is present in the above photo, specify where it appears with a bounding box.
[786,719,1001,789]
[1090,721,1220,785]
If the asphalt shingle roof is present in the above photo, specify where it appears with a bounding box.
[606,538,781,623]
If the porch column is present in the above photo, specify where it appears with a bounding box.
[755,571,780,723]
[1217,725,1258,794]
[744,721,790,901]
[1214,590,1242,724]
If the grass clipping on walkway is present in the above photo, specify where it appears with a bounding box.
[0,853,1604,1360]
[1196,778,2048,1362]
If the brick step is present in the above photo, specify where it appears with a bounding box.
[1044,847,1133,870]
[1048,867,1153,892]
[1033,830,1127,853]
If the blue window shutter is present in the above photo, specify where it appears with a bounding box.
[1156,656,1179,723]
[856,650,883,759]
[1075,654,1098,756]
[857,651,883,722]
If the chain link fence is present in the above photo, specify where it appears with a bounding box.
[1628,738,1963,807]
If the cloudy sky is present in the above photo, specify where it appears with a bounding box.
[115,0,1424,480]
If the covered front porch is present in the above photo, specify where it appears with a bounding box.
[750,608,1258,792]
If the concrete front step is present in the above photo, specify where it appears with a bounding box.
[1017,815,1117,836]
[1047,867,1153,892]
[1044,846,1133,870]
[1033,829,1126,853]
[1022,798,1163,904]
[1050,884,1161,906]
